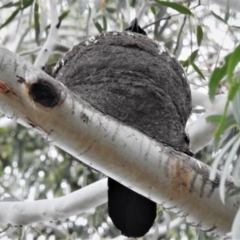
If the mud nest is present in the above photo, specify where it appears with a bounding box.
[53,31,191,152]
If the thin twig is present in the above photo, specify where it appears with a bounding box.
[142,16,171,29]
[143,0,201,31]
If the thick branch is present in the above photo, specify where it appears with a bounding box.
[0,46,239,236]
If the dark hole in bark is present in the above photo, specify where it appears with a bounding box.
[29,80,60,108]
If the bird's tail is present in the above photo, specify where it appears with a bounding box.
[108,178,157,238]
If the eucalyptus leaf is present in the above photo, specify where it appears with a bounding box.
[106,7,116,13]
[192,62,205,80]
[103,16,107,31]
[228,83,240,101]
[0,1,20,9]
[208,54,230,100]
[196,25,203,46]
[206,115,222,124]
[34,0,40,45]
[227,44,240,83]
[94,21,103,33]
[0,7,21,29]
[211,10,228,25]
[155,0,193,16]
[59,10,70,21]
[233,88,240,126]
[227,187,240,197]
[22,0,34,8]
[181,49,198,67]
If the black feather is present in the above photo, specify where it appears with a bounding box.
[124,18,147,35]
[108,178,156,237]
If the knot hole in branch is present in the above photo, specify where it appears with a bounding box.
[29,80,60,108]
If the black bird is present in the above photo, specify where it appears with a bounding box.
[124,18,147,36]
[107,19,157,238]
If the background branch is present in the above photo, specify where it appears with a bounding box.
[34,0,59,69]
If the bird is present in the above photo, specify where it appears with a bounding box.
[53,18,192,238]
[107,19,157,238]
[124,18,147,36]
[108,178,156,237]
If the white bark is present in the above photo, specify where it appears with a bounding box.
[0,116,16,128]
[0,46,239,237]
[0,179,107,225]
[188,91,232,153]
[34,0,59,69]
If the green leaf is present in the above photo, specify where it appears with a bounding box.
[130,0,136,7]
[207,114,236,135]
[209,44,240,100]
[215,116,226,139]
[153,7,167,39]
[232,89,240,126]
[106,7,116,13]
[214,102,230,139]
[208,66,226,99]
[34,0,40,45]
[206,115,222,124]
[0,7,20,29]
[191,62,206,80]
[181,49,199,67]
[21,0,34,8]
[151,6,157,15]
[0,0,34,29]
[103,16,107,31]
[227,44,240,83]
[224,2,230,23]
[188,49,198,63]
[209,114,237,142]
[0,127,11,134]
[94,21,103,33]
[208,54,231,100]
[196,25,203,46]
[231,25,240,29]
[211,11,228,25]
[154,0,193,15]
[228,83,240,101]
[225,115,237,129]
[59,10,70,22]
[0,1,20,9]
[227,187,240,198]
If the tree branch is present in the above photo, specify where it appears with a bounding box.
[188,92,233,153]
[34,0,59,69]
[0,178,107,225]
[0,46,238,237]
